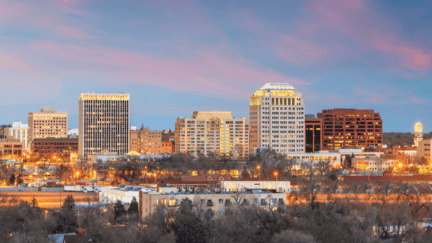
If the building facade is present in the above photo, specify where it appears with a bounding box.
[317,109,383,150]
[130,125,162,155]
[31,138,78,162]
[249,83,305,153]
[4,122,29,151]
[28,107,68,144]
[414,122,423,147]
[0,137,23,159]
[418,140,431,162]
[175,111,249,160]
[139,190,286,219]
[162,141,174,154]
[78,93,130,158]
[305,118,322,153]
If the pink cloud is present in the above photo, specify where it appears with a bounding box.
[0,0,89,39]
[31,40,307,98]
[234,0,431,73]
[307,0,431,72]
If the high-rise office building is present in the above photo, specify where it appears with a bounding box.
[249,83,305,153]
[305,118,322,153]
[175,111,249,160]
[78,93,130,158]
[317,109,383,150]
[4,122,29,150]
[28,107,68,144]
[130,125,162,155]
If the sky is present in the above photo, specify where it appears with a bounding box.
[0,0,431,132]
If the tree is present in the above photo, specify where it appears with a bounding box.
[31,197,39,208]
[128,197,139,223]
[9,173,15,185]
[114,200,127,224]
[240,167,250,178]
[55,194,78,233]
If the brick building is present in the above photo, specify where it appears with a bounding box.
[31,138,78,162]
[162,141,174,154]
[130,124,162,155]
[317,109,383,151]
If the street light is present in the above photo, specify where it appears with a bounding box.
[76,171,79,182]
[256,165,261,189]
[274,171,278,182]
[153,172,157,184]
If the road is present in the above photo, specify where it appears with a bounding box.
[0,191,99,209]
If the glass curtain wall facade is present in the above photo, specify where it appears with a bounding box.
[78,93,130,158]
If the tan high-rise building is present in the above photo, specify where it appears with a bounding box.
[130,125,162,155]
[78,93,130,158]
[249,83,305,153]
[175,111,249,160]
[28,107,68,144]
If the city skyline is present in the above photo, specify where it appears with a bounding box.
[1,0,431,132]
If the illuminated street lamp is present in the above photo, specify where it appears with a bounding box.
[256,165,261,189]
[153,172,157,184]
[274,171,278,184]
[76,171,79,182]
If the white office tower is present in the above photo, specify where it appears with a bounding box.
[78,93,130,158]
[249,83,305,153]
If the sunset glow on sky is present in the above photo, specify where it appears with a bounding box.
[1,0,431,132]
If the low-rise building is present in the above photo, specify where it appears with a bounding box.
[99,186,155,205]
[397,146,418,157]
[0,137,23,159]
[4,122,29,151]
[139,189,286,219]
[221,180,290,193]
[351,156,398,171]
[31,138,78,162]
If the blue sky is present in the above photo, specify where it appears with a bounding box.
[0,0,431,132]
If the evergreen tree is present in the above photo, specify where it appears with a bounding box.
[9,173,15,185]
[57,195,78,233]
[114,200,127,224]
[16,173,23,185]
[128,197,139,215]
[128,197,139,223]
[31,197,39,208]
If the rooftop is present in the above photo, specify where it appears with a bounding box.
[192,111,233,120]
[260,83,295,90]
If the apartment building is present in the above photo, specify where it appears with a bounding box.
[249,83,305,153]
[130,125,162,155]
[317,109,383,150]
[175,111,249,160]
[78,93,130,158]
[28,107,68,144]
[139,189,286,219]
[4,122,29,151]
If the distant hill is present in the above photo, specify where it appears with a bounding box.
[383,132,432,147]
